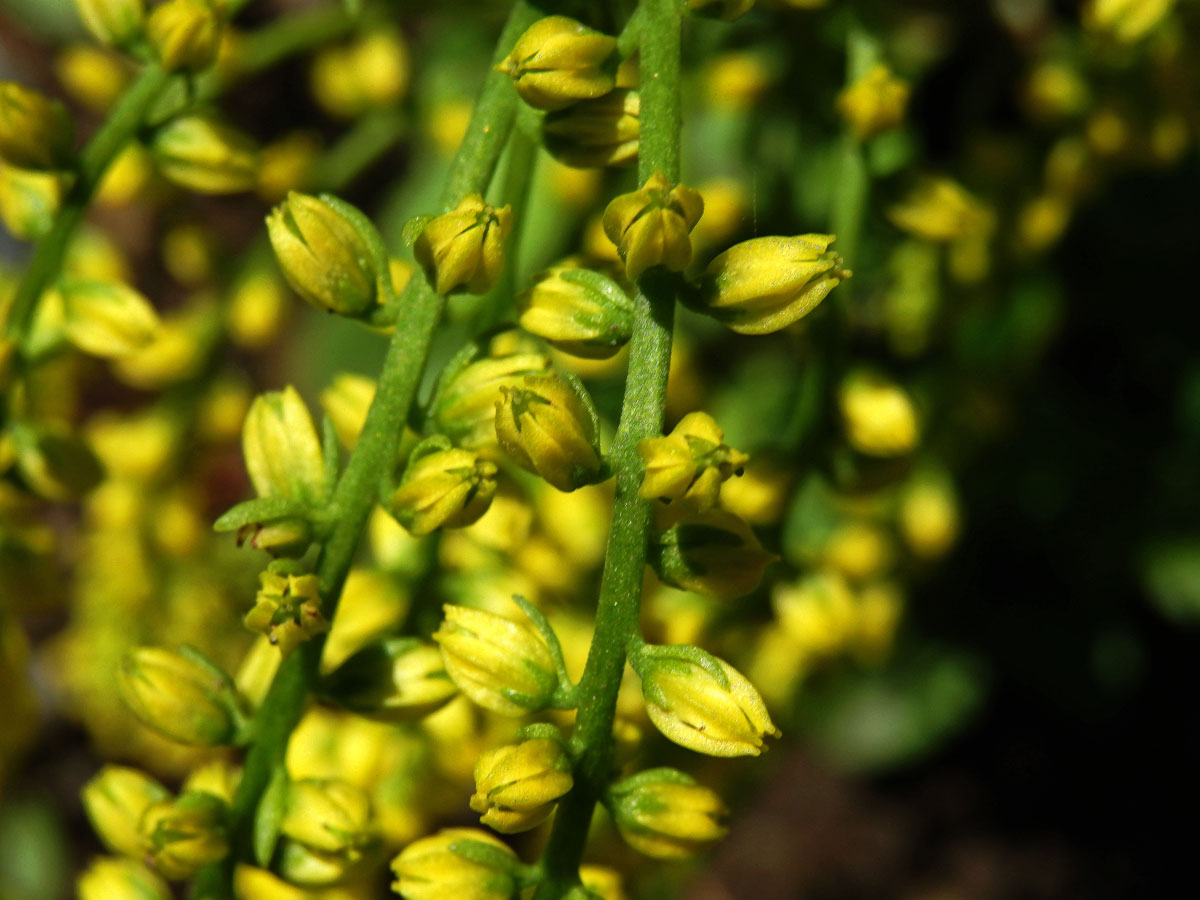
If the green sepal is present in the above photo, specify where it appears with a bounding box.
[213,496,308,532]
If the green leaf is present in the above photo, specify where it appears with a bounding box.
[253,765,289,867]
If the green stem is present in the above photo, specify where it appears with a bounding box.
[307,108,409,192]
[231,3,356,75]
[3,64,170,344]
[533,1,682,895]
[190,5,540,898]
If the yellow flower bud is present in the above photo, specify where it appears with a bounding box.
[579,866,628,900]
[497,16,617,111]
[633,646,779,757]
[182,760,241,805]
[609,768,728,858]
[310,28,410,119]
[470,734,573,833]
[320,372,376,449]
[887,178,990,243]
[0,82,74,171]
[695,234,849,335]
[236,516,313,558]
[146,0,222,72]
[1084,0,1174,42]
[57,278,160,358]
[391,828,518,900]
[772,570,857,656]
[242,385,326,502]
[433,603,560,716]
[82,765,170,857]
[56,44,131,114]
[432,348,551,450]
[0,162,65,240]
[836,63,910,141]
[274,839,364,887]
[899,473,959,559]
[648,509,775,600]
[637,411,747,515]
[139,791,229,880]
[516,263,633,358]
[117,645,244,746]
[321,638,458,722]
[255,131,321,203]
[389,441,498,536]
[495,372,603,492]
[602,171,704,281]
[414,194,513,295]
[243,572,329,657]
[281,777,375,859]
[77,858,170,900]
[266,191,380,316]
[687,0,755,22]
[150,114,258,194]
[838,374,919,456]
[543,88,639,168]
[74,0,145,47]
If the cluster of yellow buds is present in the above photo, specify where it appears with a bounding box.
[83,764,232,883]
[638,411,748,515]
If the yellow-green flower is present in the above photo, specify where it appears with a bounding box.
[266,192,380,316]
[117,646,243,747]
[838,373,919,457]
[320,638,458,722]
[77,857,171,900]
[146,0,221,72]
[57,278,161,358]
[470,735,573,833]
[74,0,145,47]
[836,63,910,141]
[515,263,633,359]
[391,828,518,900]
[609,768,728,858]
[82,766,170,857]
[243,572,329,657]
[887,177,990,243]
[433,603,559,716]
[320,372,376,449]
[389,441,498,536]
[281,778,375,859]
[543,89,639,169]
[634,645,779,757]
[497,16,617,110]
[695,234,850,335]
[139,791,229,881]
[432,349,551,450]
[1084,0,1175,42]
[648,509,775,600]
[150,115,257,194]
[637,411,747,515]
[242,385,326,503]
[602,171,703,281]
[0,161,66,239]
[494,372,603,492]
[414,194,513,295]
[0,82,74,171]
